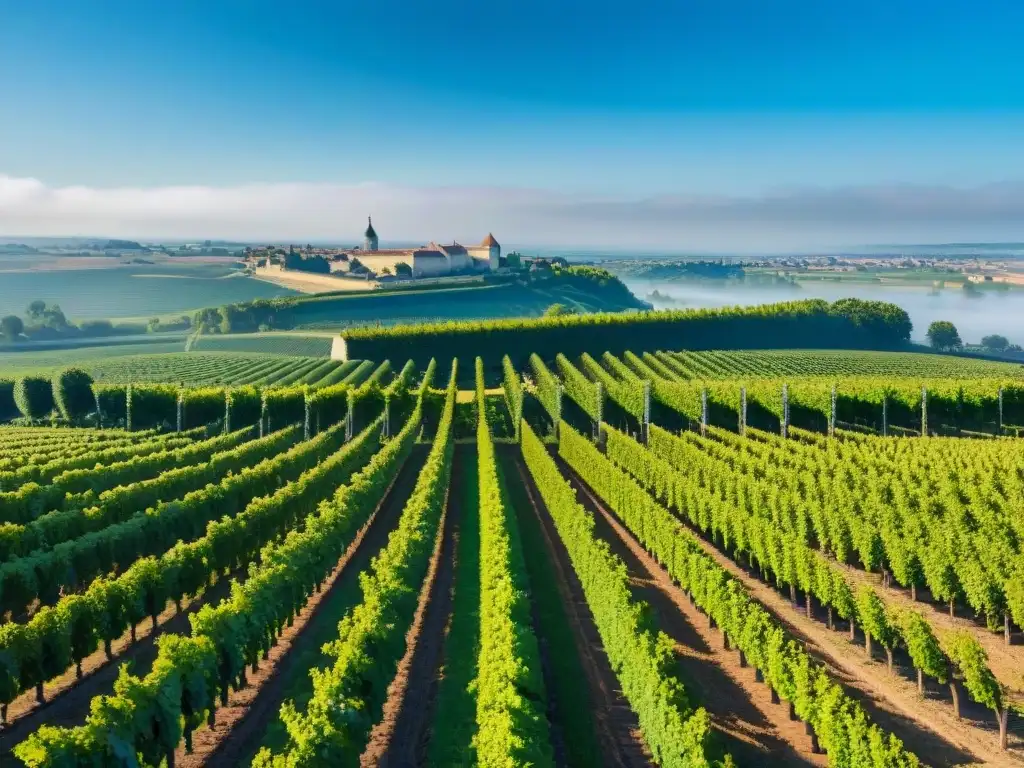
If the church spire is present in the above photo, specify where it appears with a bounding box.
[363,216,379,251]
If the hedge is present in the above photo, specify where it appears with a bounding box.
[14,377,55,421]
[52,369,95,422]
[0,379,16,422]
[337,299,913,365]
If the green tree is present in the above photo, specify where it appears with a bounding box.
[25,300,46,321]
[943,631,1009,749]
[53,368,95,421]
[14,376,55,420]
[895,609,946,696]
[927,321,962,351]
[41,304,68,330]
[0,315,23,341]
[394,262,412,277]
[981,334,1010,352]
[855,586,898,669]
[543,303,575,317]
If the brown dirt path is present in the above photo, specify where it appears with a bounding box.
[557,458,824,767]
[561,459,1004,767]
[361,449,460,767]
[175,446,427,768]
[511,450,652,768]
[830,557,1024,701]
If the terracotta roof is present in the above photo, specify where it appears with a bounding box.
[440,244,467,255]
[481,233,500,248]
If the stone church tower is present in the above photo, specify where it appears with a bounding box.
[363,217,379,252]
[481,233,500,269]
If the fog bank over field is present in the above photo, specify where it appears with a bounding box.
[621,279,1024,345]
[6,174,1024,251]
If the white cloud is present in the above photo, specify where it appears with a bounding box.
[2,174,1024,252]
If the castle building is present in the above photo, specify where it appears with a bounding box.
[332,218,501,278]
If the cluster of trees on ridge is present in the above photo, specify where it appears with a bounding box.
[925,321,1021,355]
[0,301,191,344]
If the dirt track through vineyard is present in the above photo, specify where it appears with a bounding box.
[559,456,1004,768]
[361,448,460,767]
[175,446,427,767]
[511,450,652,768]
[558,457,825,767]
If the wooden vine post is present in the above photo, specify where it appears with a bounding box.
[998,386,1004,434]
[554,383,563,442]
[781,383,790,438]
[642,380,651,444]
[126,383,133,433]
[921,386,928,437]
[829,383,837,437]
[345,390,355,442]
[700,387,708,436]
[739,386,748,436]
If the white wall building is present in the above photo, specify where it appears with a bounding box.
[336,219,501,278]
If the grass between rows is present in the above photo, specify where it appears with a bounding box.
[499,449,602,768]
[427,448,481,767]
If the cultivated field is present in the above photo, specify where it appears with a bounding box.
[0,261,297,319]
[0,345,1022,768]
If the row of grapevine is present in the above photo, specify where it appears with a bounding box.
[0,428,201,492]
[0,421,349,618]
[0,427,299,562]
[618,357,1024,432]
[2,409,386,722]
[0,429,256,527]
[529,353,561,425]
[13,406,408,763]
[502,354,524,440]
[5,364,383,435]
[579,352,646,418]
[82,352,336,386]
[661,349,1024,381]
[680,422,1024,646]
[519,421,713,767]
[473,357,553,765]
[0,426,157,448]
[555,353,603,423]
[0,433,154,472]
[53,426,249,501]
[253,362,456,765]
[605,423,1014,752]
[558,423,922,765]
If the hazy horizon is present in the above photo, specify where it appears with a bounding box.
[4,2,1024,251]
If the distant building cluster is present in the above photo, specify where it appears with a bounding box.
[246,218,503,280]
[329,218,501,278]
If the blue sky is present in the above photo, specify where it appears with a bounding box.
[2,0,1024,250]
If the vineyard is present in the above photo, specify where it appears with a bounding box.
[0,346,1022,768]
[188,333,334,358]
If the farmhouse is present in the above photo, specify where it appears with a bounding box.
[330,218,501,278]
